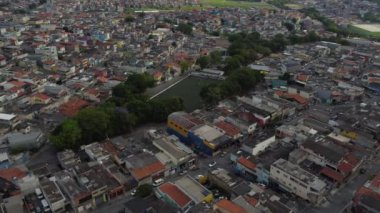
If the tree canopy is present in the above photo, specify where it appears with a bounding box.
[177,23,193,35]
[50,73,184,150]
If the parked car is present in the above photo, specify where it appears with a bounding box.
[153,178,164,186]
[208,161,216,168]
[130,189,137,196]
[179,170,188,175]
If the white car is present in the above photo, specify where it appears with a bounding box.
[208,161,216,167]
[153,178,164,186]
[130,189,137,196]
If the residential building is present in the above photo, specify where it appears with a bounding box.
[352,173,380,213]
[40,178,66,212]
[6,130,45,151]
[174,175,213,204]
[208,168,252,198]
[213,199,247,213]
[153,135,196,172]
[270,159,327,204]
[55,170,94,212]
[57,149,81,169]
[124,152,166,185]
[155,182,194,212]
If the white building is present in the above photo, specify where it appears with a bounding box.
[35,46,58,60]
[270,158,327,204]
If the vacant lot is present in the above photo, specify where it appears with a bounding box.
[153,76,219,111]
[126,0,274,12]
[199,0,274,9]
[349,24,380,39]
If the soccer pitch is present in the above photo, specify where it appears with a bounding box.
[348,24,380,39]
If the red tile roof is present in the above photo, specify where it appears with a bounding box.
[159,183,192,208]
[215,121,240,137]
[237,156,256,171]
[320,167,344,183]
[215,199,247,213]
[244,196,259,207]
[338,162,354,174]
[0,168,27,181]
[131,161,165,181]
[296,74,310,82]
[33,93,50,101]
[59,98,89,117]
[9,80,26,87]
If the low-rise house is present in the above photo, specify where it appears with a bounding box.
[55,170,94,212]
[72,162,124,206]
[153,135,196,172]
[270,158,327,204]
[6,129,45,151]
[241,131,277,156]
[0,166,38,194]
[213,199,247,213]
[81,142,110,163]
[352,173,380,213]
[0,113,19,128]
[40,178,66,212]
[30,93,51,105]
[124,152,166,185]
[208,168,252,199]
[214,120,243,141]
[155,182,194,212]
[59,98,89,117]
[174,175,213,204]
[57,149,81,169]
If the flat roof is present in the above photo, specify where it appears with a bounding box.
[153,136,188,161]
[0,113,16,121]
[40,179,65,204]
[192,125,224,142]
[272,159,326,191]
[175,175,211,204]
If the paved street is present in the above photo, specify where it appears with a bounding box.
[301,154,380,213]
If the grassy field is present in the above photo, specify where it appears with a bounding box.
[199,0,274,9]
[284,3,303,9]
[125,0,274,12]
[348,24,380,39]
[153,77,219,112]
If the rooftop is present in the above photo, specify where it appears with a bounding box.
[272,158,327,192]
[40,178,65,204]
[153,135,191,161]
[192,124,225,142]
[158,182,192,208]
[215,199,247,213]
[0,113,16,121]
[126,153,165,181]
[174,175,211,204]
[168,111,204,130]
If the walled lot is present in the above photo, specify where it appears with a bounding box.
[349,24,380,39]
[153,76,219,111]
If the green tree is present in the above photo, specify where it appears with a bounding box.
[177,23,193,35]
[200,83,223,105]
[75,108,110,143]
[148,97,184,122]
[224,56,242,75]
[209,51,222,65]
[196,56,210,69]
[126,73,155,93]
[136,184,153,198]
[50,119,82,150]
[180,61,191,73]
[125,15,135,22]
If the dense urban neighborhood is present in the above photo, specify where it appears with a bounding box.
[0,0,379,213]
